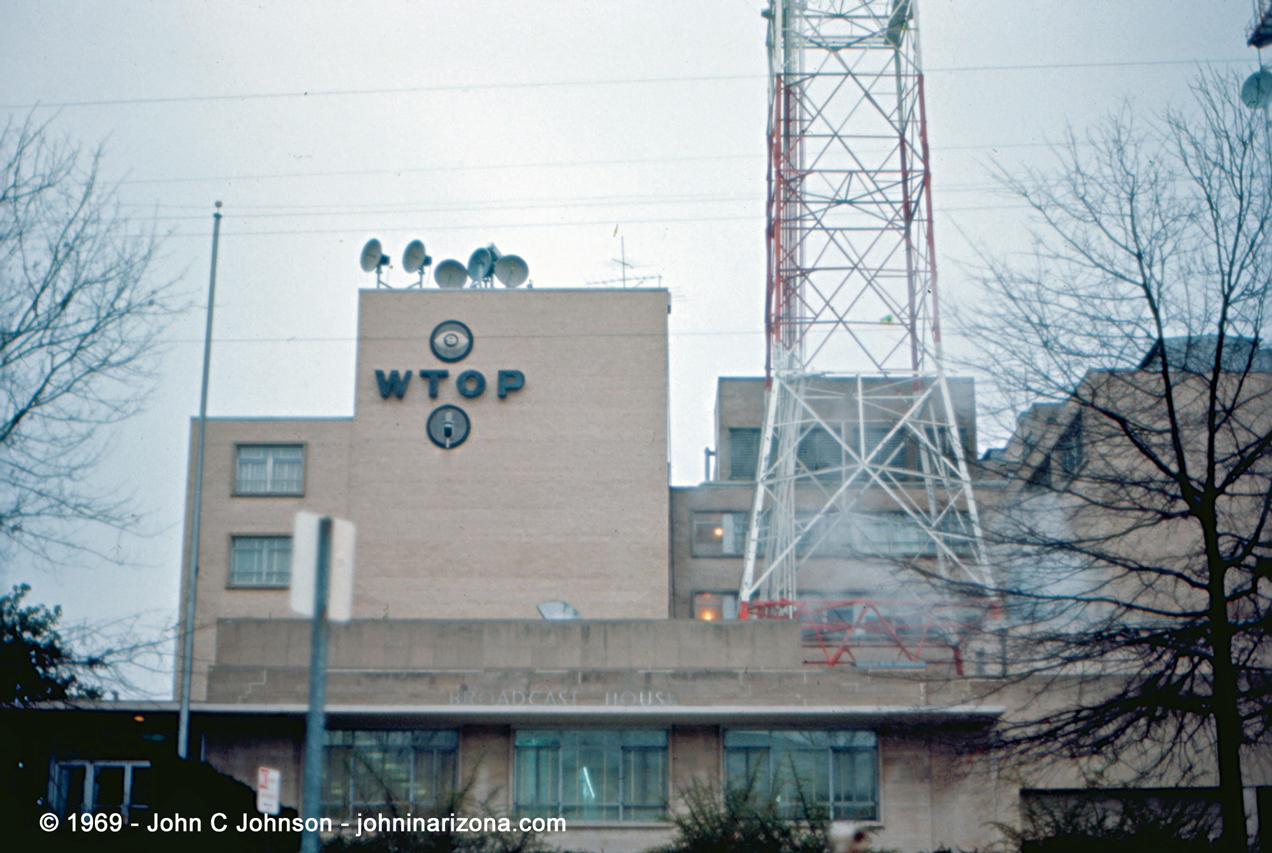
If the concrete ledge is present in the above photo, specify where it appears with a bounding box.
[32,700,1002,727]
[215,618,806,670]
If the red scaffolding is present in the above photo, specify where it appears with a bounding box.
[741,597,996,674]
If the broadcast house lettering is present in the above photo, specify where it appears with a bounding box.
[447,690,678,706]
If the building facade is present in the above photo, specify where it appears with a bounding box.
[20,291,1269,852]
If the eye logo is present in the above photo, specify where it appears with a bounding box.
[376,319,524,450]
[430,320,472,362]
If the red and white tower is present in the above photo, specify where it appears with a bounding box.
[740,0,990,606]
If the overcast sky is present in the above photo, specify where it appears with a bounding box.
[0,0,1261,696]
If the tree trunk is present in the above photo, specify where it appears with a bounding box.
[1207,534,1248,853]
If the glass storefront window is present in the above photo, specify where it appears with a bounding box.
[724,730,877,821]
[322,730,458,819]
[52,761,150,823]
[514,730,667,822]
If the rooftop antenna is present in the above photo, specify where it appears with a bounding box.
[585,236,661,287]
[467,244,500,288]
[493,253,530,287]
[585,272,663,288]
[434,259,468,289]
[402,240,433,288]
[434,242,529,289]
[360,238,390,287]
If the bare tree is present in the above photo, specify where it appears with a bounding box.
[954,70,1272,853]
[0,113,175,558]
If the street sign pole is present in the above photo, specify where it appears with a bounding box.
[299,516,332,853]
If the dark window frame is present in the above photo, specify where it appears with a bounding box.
[50,760,151,823]
[728,428,762,481]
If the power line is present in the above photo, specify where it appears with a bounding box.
[147,203,1052,239]
[161,213,766,238]
[127,193,763,222]
[106,135,1195,191]
[125,184,1026,225]
[115,153,761,186]
[5,75,761,110]
[928,57,1251,74]
[159,328,763,346]
[6,58,1252,111]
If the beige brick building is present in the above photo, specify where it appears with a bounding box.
[30,290,1267,852]
[155,287,1024,851]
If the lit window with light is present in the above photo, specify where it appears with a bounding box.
[691,512,747,557]
[693,592,738,621]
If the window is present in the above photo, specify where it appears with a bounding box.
[694,592,739,621]
[235,445,304,495]
[1056,416,1083,479]
[724,730,877,821]
[728,428,761,480]
[515,730,667,822]
[323,730,458,819]
[798,427,842,478]
[863,424,906,469]
[229,536,292,587]
[853,513,929,556]
[52,761,151,823]
[1026,456,1052,489]
[692,511,748,557]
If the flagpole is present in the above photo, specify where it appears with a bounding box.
[177,201,222,760]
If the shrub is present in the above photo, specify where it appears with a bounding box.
[997,793,1223,853]
[321,777,545,853]
[652,778,830,853]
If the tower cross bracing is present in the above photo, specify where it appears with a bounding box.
[740,0,990,606]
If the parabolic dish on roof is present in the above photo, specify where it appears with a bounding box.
[359,238,384,273]
[493,254,529,288]
[402,239,429,274]
[434,259,469,289]
[1242,68,1272,110]
[467,247,495,281]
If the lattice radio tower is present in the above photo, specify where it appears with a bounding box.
[739,0,990,606]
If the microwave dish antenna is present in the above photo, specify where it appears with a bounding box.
[434,259,469,289]
[493,254,529,288]
[402,239,432,288]
[360,238,390,287]
[1241,68,1272,109]
[467,244,501,287]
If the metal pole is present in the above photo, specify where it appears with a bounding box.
[300,517,333,853]
[176,201,222,761]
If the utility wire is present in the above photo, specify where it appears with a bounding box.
[5,58,1252,111]
[130,186,1028,224]
[115,153,760,186]
[106,135,1191,190]
[159,207,1036,238]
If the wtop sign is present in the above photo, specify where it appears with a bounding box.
[373,320,524,449]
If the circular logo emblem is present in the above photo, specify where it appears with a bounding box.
[430,320,473,362]
[427,404,470,449]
